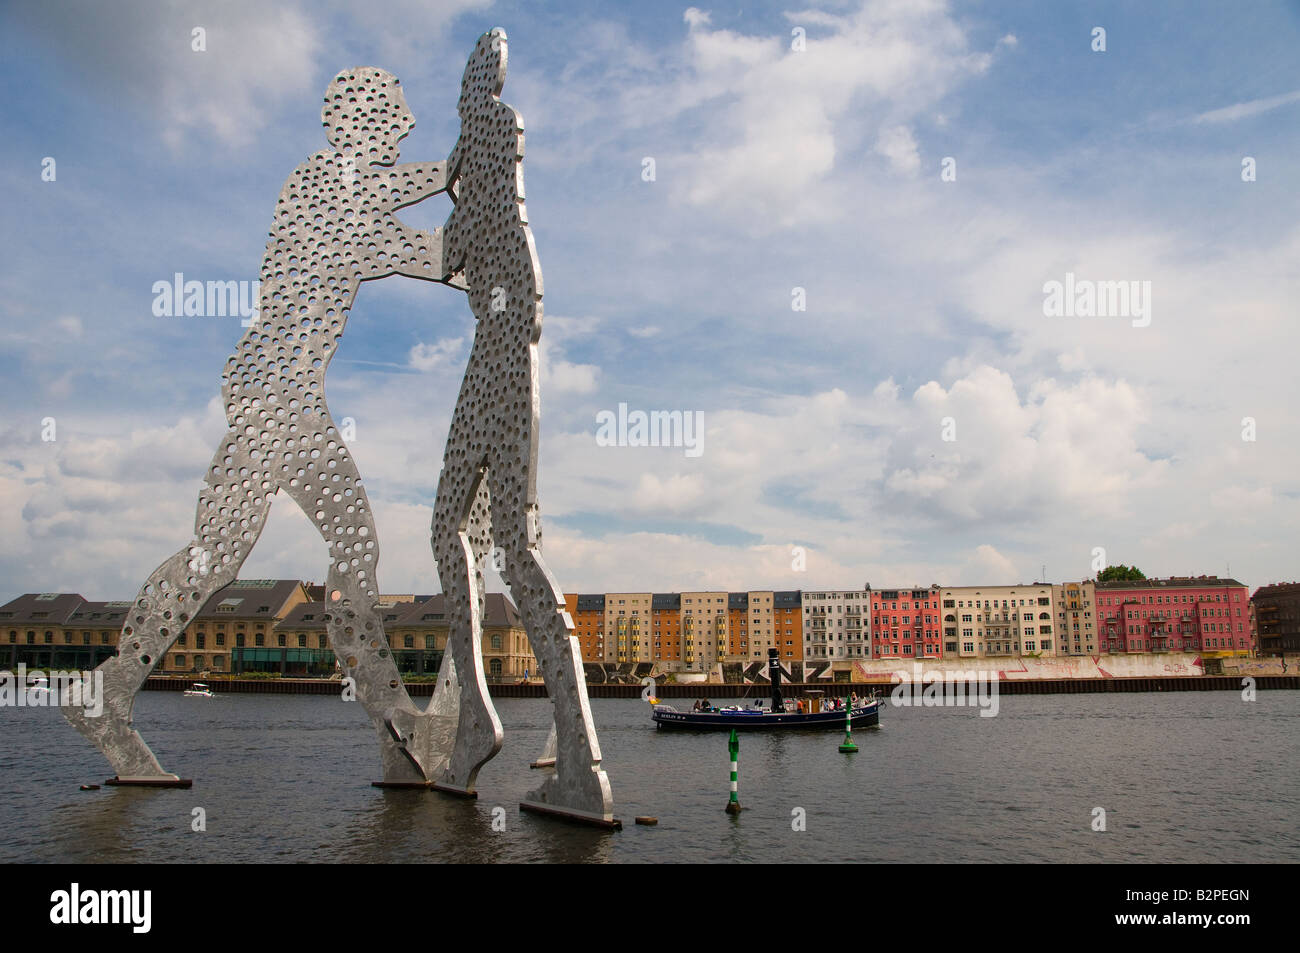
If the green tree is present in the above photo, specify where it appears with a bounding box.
[1097,564,1146,582]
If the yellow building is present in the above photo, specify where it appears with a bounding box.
[604,592,652,664]
[170,579,310,675]
[1053,581,1097,655]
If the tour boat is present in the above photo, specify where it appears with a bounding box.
[27,676,50,697]
[183,682,215,698]
[652,650,882,731]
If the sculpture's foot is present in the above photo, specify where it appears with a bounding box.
[384,705,458,783]
[433,696,503,796]
[62,659,179,782]
[530,722,557,768]
[521,764,619,829]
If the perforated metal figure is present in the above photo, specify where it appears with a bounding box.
[66,31,614,826]
[65,67,458,784]
[419,29,615,823]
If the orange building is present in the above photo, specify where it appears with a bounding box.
[565,594,606,662]
[651,593,682,664]
[774,590,803,660]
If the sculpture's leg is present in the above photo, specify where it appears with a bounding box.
[430,453,503,795]
[275,418,435,784]
[63,431,274,782]
[488,465,615,825]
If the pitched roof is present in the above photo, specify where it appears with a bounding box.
[386,593,523,628]
[0,593,88,626]
[1096,576,1245,590]
[276,602,329,629]
[66,601,133,628]
[193,579,306,620]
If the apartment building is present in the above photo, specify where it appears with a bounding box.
[681,591,728,671]
[565,594,606,662]
[802,589,872,659]
[651,592,683,665]
[1252,582,1300,656]
[773,590,803,660]
[940,583,1059,659]
[1096,576,1250,657]
[871,586,942,658]
[604,592,653,664]
[1053,581,1097,655]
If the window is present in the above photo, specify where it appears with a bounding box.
[491,634,502,651]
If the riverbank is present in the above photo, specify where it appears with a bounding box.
[145,674,1300,697]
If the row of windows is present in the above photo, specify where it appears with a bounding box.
[1101,591,1241,607]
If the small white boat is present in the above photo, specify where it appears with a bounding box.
[183,682,214,698]
[27,676,50,697]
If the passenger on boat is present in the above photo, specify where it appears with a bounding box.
[692,699,702,712]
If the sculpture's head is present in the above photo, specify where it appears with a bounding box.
[322,67,414,166]
[458,28,507,119]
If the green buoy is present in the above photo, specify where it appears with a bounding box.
[725,728,742,814]
[838,694,858,753]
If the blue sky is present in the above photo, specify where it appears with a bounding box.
[2,0,1298,601]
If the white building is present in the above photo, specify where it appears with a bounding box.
[939,583,1060,658]
[801,588,871,659]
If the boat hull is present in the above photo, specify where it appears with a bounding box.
[653,702,880,731]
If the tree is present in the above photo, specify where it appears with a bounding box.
[1097,564,1146,582]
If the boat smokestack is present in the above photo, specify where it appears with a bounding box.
[768,648,784,712]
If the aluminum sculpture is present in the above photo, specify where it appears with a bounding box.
[64,28,616,828]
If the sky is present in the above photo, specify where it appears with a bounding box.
[1,0,1298,603]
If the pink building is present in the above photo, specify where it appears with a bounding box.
[1095,576,1251,658]
[870,586,942,659]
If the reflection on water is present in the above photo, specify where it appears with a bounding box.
[2,691,1297,862]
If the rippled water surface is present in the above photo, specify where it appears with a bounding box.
[2,690,1297,863]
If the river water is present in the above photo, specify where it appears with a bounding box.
[3,690,1297,863]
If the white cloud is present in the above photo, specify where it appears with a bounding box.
[662,0,1000,223]
[874,125,921,176]
[409,337,465,372]
[1192,88,1300,124]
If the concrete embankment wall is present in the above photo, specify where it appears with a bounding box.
[146,673,1300,698]
[852,652,1205,682]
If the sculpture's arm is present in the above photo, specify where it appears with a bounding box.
[444,135,465,205]
[388,162,448,210]
[387,220,467,292]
